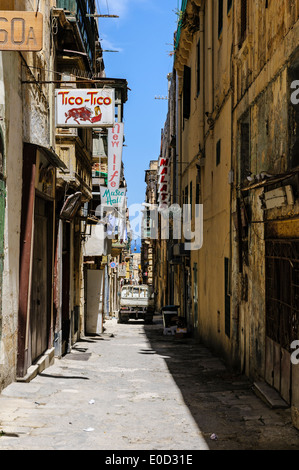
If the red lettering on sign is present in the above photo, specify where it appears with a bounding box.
[58,91,69,105]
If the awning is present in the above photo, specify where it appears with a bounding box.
[241,166,299,192]
[60,192,82,221]
[37,145,68,170]
[24,142,67,170]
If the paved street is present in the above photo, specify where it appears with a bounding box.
[0,316,299,450]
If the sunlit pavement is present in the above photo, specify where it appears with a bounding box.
[0,316,298,450]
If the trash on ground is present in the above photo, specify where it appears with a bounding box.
[163,326,177,336]
[210,433,218,441]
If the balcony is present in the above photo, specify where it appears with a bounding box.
[54,0,98,69]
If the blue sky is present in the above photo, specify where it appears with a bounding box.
[95,0,179,210]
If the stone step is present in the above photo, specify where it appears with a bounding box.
[253,381,289,409]
[16,348,55,383]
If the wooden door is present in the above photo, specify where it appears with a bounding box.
[30,199,49,362]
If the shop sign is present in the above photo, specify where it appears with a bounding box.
[158,156,170,208]
[0,11,43,51]
[100,187,126,208]
[108,123,124,190]
[118,263,127,278]
[55,88,115,128]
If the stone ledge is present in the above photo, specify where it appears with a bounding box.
[253,381,289,409]
[16,348,55,383]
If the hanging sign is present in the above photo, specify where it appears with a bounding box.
[100,187,126,208]
[0,11,43,51]
[55,88,115,128]
[158,156,170,208]
[108,123,124,190]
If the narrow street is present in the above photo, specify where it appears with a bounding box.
[0,316,298,451]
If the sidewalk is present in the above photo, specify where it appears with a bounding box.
[0,316,298,450]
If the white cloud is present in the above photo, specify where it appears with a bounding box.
[96,0,150,19]
[99,32,123,53]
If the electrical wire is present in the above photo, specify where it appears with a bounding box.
[106,0,110,16]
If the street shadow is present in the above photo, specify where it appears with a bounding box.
[39,373,90,380]
[142,316,257,450]
[77,337,108,342]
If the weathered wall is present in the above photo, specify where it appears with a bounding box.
[174,0,234,363]
[0,52,23,390]
[232,0,299,384]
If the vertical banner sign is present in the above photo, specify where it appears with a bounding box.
[158,155,170,209]
[108,123,124,190]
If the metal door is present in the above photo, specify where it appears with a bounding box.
[265,239,299,404]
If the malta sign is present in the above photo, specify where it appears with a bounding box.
[108,123,124,190]
[158,155,170,209]
[55,88,115,128]
[0,11,43,51]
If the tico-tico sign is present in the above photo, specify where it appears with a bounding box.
[0,11,43,51]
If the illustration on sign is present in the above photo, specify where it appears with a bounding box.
[55,89,115,128]
[108,123,124,190]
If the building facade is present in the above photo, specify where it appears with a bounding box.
[0,0,128,389]
[153,0,299,430]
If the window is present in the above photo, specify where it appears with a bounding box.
[227,0,233,13]
[216,139,221,166]
[240,0,247,44]
[218,0,223,37]
[183,66,191,120]
[196,39,201,96]
[240,119,250,184]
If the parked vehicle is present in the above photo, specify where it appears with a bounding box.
[118,285,155,324]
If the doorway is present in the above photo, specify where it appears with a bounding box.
[265,239,299,404]
[30,197,52,362]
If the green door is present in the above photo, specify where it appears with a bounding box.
[0,137,5,325]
